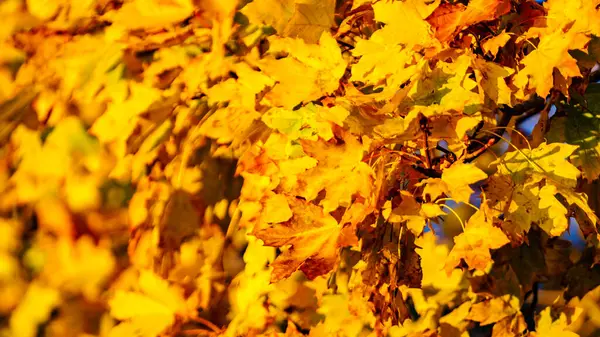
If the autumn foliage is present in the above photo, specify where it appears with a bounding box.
[3,0,600,336]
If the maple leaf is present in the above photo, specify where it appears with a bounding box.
[371,0,437,49]
[439,302,472,336]
[384,192,446,235]
[416,233,464,290]
[225,236,275,336]
[350,38,421,89]
[26,0,97,27]
[282,0,336,44]
[467,295,521,326]
[198,62,274,145]
[243,0,335,44]
[494,142,581,187]
[471,56,514,106]
[427,0,511,43]
[288,135,374,213]
[5,0,600,335]
[420,162,488,204]
[317,293,376,336]
[486,175,593,238]
[261,193,293,224]
[105,0,194,31]
[252,197,342,282]
[482,32,512,57]
[261,103,348,141]
[487,176,539,236]
[531,307,582,337]
[556,83,600,181]
[398,54,484,116]
[260,32,347,108]
[445,207,510,273]
[9,282,61,337]
[542,0,600,37]
[514,28,589,98]
[108,270,191,337]
[37,236,116,300]
[241,0,295,33]
[537,184,570,236]
[90,82,164,147]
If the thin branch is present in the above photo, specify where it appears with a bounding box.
[464,95,546,163]
[419,114,432,169]
[179,329,216,336]
[435,144,457,163]
[412,164,441,178]
[189,316,222,333]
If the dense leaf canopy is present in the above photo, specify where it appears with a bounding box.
[2,0,600,336]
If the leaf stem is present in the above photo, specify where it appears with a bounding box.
[189,315,222,333]
[435,198,480,212]
[439,203,466,231]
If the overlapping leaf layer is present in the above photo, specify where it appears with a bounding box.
[2,0,600,336]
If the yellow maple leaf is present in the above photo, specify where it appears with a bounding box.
[416,233,463,290]
[9,282,61,337]
[106,0,194,31]
[39,236,116,300]
[260,32,347,108]
[262,193,293,223]
[538,184,570,236]
[26,0,96,26]
[7,117,113,212]
[90,82,162,147]
[421,162,487,204]
[242,0,295,33]
[442,163,488,203]
[261,103,348,141]
[494,142,581,186]
[482,32,512,57]
[243,0,335,44]
[471,56,514,105]
[445,207,510,273]
[399,55,483,116]
[514,28,589,98]
[532,307,581,337]
[226,236,275,336]
[542,0,600,37]
[372,0,437,49]
[108,270,189,337]
[317,293,375,336]
[487,175,590,238]
[287,135,374,213]
[384,192,445,235]
[283,0,336,44]
[350,38,421,89]
[467,295,521,326]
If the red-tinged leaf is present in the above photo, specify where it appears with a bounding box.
[252,197,342,282]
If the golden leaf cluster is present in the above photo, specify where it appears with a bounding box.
[2,0,600,337]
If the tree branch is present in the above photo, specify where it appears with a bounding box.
[464,95,546,163]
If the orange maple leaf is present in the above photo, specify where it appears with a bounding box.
[252,197,342,283]
[427,0,511,42]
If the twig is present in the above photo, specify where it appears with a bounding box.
[411,164,441,178]
[189,316,222,333]
[419,114,432,169]
[180,329,216,336]
[464,95,546,163]
[521,282,539,332]
[435,144,457,163]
